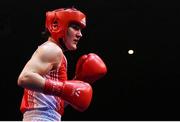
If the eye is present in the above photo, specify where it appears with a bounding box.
[70,23,81,30]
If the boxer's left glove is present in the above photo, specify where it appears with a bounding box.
[74,53,107,84]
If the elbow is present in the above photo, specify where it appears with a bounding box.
[17,75,25,87]
[17,72,29,87]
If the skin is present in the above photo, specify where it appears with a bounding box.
[17,24,83,92]
[63,23,83,50]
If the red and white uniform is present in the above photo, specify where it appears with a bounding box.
[20,55,67,117]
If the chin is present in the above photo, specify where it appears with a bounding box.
[69,46,77,51]
[72,47,77,50]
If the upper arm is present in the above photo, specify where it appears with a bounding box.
[17,42,63,91]
[21,43,63,76]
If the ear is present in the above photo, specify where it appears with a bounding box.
[51,19,61,33]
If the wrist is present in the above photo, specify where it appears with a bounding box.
[43,79,63,96]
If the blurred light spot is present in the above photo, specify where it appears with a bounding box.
[128,49,134,54]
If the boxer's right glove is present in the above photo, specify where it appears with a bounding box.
[74,53,107,84]
[43,79,92,112]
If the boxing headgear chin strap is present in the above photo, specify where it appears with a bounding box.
[45,8,86,43]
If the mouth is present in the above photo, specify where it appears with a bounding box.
[73,39,79,44]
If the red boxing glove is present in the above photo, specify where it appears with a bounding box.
[75,53,107,84]
[43,79,92,112]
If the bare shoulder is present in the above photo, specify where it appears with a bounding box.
[35,41,63,62]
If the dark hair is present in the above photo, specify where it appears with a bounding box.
[40,29,50,42]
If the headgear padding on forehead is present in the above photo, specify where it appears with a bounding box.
[45,8,86,42]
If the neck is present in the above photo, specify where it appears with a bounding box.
[59,38,68,52]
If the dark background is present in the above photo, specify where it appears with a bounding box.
[0,0,180,121]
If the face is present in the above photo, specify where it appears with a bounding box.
[64,23,83,50]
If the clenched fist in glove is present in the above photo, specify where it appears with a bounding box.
[74,53,107,84]
[43,79,92,112]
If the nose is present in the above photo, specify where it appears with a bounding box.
[77,30,82,38]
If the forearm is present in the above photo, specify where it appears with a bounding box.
[18,71,45,92]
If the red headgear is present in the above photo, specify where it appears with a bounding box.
[45,8,86,42]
